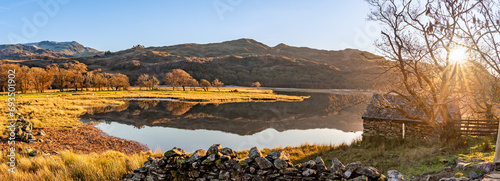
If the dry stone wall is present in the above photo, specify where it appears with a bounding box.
[124,144,404,181]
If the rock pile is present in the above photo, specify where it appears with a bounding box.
[124,144,404,181]
[5,114,47,143]
[15,116,41,143]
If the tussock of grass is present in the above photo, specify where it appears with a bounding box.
[0,150,161,181]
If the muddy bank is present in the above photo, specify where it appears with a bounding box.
[0,123,148,154]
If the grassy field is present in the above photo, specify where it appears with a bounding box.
[0,88,306,137]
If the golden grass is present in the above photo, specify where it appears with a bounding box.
[0,150,162,181]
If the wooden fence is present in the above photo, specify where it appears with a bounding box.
[454,119,499,136]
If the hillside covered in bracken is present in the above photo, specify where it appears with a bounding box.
[1,38,388,89]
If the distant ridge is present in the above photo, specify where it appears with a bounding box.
[79,38,388,89]
[0,44,66,60]
[1,38,389,89]
[24,41,103,57]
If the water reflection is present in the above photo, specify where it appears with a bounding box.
[80,92,365,151]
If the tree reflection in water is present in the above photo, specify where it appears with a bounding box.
[80,93,365,135]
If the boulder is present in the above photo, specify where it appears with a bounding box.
[266,150,290,161]
[387,170,404,181]
[220,147,237,158]
[220,155,231,161]
[224,159,238,168]
[303,160,316,169]
[239,158,252,166]
[315,157,327,172]
[255,157,273,169]
[274,159,288,170]
[248,147,263,159]
[329,158,345,174]
[344,161,362,179]
[164,147,186,158]
[302,168,316,177]
[355,166,381,180]
[187,149,207,163]
[207,144,222,155]
[207,153,221,162]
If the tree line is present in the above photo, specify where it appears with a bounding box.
[137,69,226,91]
[0,61,130,93]
[0,63,262,93]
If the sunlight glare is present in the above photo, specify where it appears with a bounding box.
[449,47,467,64]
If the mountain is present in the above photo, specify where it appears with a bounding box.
[78,38,388,89]
[3,38,389,89]
[24,41,103,57]
[0,44,67,60]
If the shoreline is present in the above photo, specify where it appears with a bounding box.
[0,123,149,155]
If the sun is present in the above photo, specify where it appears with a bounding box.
[448,47,468,64]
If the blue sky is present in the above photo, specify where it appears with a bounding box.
[0,0,380,52]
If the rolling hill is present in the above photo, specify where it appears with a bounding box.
[0,39,389,89]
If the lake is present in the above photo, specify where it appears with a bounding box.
[79,90,366,152]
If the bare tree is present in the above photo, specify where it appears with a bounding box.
[138,74,159,90]
[190,79,199,91]
[83,71,94,91]
[93,72,107,91]
[366,0,487,132]
[163,69,193,91]
[212,78,224,91]
[17,66,33,93]
[30,67,53,93]
[251,81,261,89]
[200,79,211,91]
[110,73,130,90]
[64,61,87,91]
[48,64,70,92]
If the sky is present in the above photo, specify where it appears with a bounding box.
[0,0,380,53]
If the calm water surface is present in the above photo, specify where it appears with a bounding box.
[80,91,365,152]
